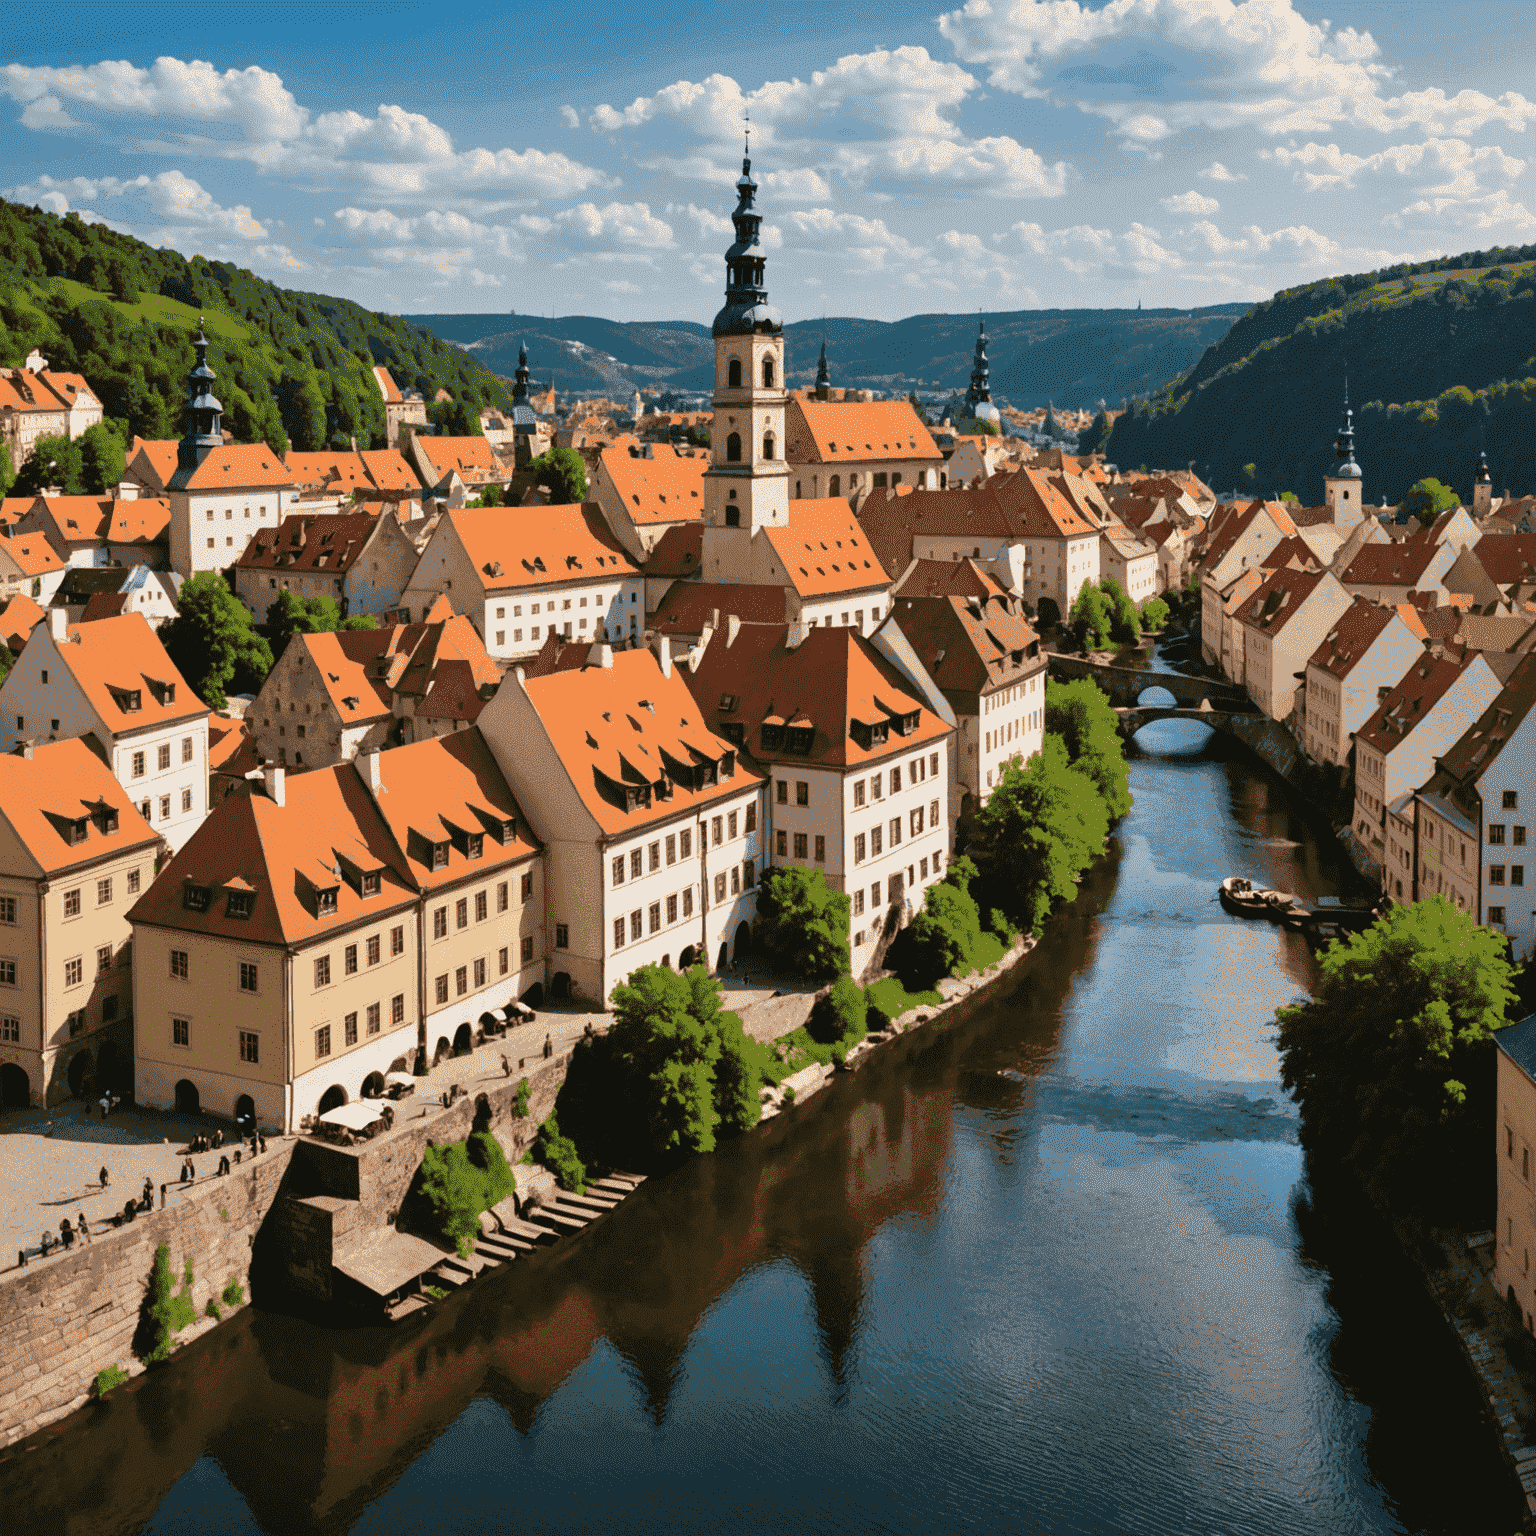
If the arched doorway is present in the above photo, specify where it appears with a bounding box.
[732,922,752,962]
[361,1071,385,1099]
[317,1084,347,1115]
[1,1063,30,1109]
[174,1079,200,1115]
[453,1022,474,1056]
[660,954,671,970]
[97,1040,121,1090]
[716,942,729,971]
[432,1036,451,1067]
[829,474,840,497]
[67,1049,93,1098]
[678,946,697,970]
[551,973,572,1002]
[234,1093,255,1127]
[521,982,544,1008]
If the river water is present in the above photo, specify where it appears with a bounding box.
[0,697,1521,1534]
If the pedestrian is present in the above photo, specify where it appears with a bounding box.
[217,1154,230,1175]
[60,1219,74,1250]
[40,1231,52,1257]
[501,1053,511,1078]
[99,1094,109,1119]
[179,1158,192,1184]
[77,1211,89,1240]
[233,1149,241,1164]
[122,1199,136,1223]
[142,1176,154,1209]
[543,1032,552,1060]
[257,1133,266,1155]
[99,1166,110,1189]
[213,1128,223,1150]
[45,1119,54,1137]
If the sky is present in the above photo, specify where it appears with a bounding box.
[2,0,1533,325]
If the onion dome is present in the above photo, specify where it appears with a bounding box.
[711,146,782,338]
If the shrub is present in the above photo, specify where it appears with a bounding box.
[990,908,1019,943]
[419,1131,519,1256]
[831,1042,848,1069]
[714,1013,765,1136]
[782,1084,797,1104]
[93,1364,127,1400]
[515,1076,531,1118]
[204,1298,222,1322]
[533,1111,587,1195]
[898,880,983,987]
[1139,596,1170,631]
[808,977,869,1044]
[754,867,852,981]
[139,1244,196,1364]
[221,1276,245,1308]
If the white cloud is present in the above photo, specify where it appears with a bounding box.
[553,200,675,249]
[0,56,615,205]
[7,169,269,241]
[560,105,580,129]
[761,166,830,201]
[1185,219,1340,260]
[1161,190,1220,216]
[1386,189,1536,235]
[1266,138,1524,197]
[1200,162,1244,182]
[669,201,732,240]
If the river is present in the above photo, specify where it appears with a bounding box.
[0,700,1521,1534]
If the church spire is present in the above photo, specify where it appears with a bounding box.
[965,317,1000,426]
[1332,384,1361,480]
[512,340,530,404]
[176,319,223,472]
[816,337,830,401]
[712,124,782,339]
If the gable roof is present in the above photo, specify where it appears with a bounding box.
[1356,653,1482,755]
[0,371,67,416]
[46,613,209,732]
[857,485,1014,580]
[106,498,171,546]
[373,366,402,403]
[0,738,160,877]
[784,399,942,465]
[651,581,787,634]
[598,444,706,527]
[283,451,380,496]
[1306,598,1406,680]
[889,557,1008,602]
[0,593,47,651]
[1196,499,1298,575]
[642,522,704,579]
[1342,539,1446,588]
[445,503,638,593]
[1465,534,1536,588]
[519,646,759,836]
[173,443,296,492]
[888,592,1042,702]
[0,527,66,578]
[126,438,180,493]
[1241,565,1330,635]
[415,436,502,486]
[1439,650,1536,783]
[35,371,97,410]
[358,449,421,493]
[128,764,416,947]
[763,499,889,599]
[684,623,952,772]
[991,467,1097,540]
[235,512,380,578]
[1262,535,1323,572]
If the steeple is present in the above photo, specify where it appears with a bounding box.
[1474,448,1494,517]
[965,318,1000,426]
[816,338,830,401]
[1332,384,1361,480]
[176,320,223,472]
[1324,384,1363,526]
[712,127,782,339]
[512,340,530,404]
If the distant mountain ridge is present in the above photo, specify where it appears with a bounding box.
[406,306,1249,410]
[1097,244,1536,503]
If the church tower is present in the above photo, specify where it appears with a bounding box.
[169,322,223,483]
[816,338,831,402]
[1324,387,1363,527]
[511,340,539,466]
[701,135,788,585]
[1473,450,1493,517]
[965,319,1000,427]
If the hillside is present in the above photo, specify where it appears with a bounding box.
[1099,246,1536,503]
[0,198,510,457]
[406,305,1249,410]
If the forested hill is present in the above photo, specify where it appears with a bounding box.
[407,305,1249,410]
[1095,245,1536,503]
[0,198,510,455]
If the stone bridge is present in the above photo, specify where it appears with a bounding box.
[1112,706,1307,780]
[1047,652,1252,710]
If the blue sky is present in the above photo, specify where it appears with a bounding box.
[3,0,1533,322]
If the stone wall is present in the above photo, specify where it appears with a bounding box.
[0,1140,296,1448]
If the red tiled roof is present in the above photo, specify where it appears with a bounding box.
[1466,535,1536,587]
[1342,540,1444,587]
[764,500,888,599]
[598,444,706,527]
[1356,654,1478,754]
[651,581,787,634]
[889,557,1007,602]
[992,467,1097,540]
[642,522,703,578]
[785,399,942,465]
[1262,535,1323,572]
[1241,565,1328,635]
[889,592,1042,701]
[79,592,129,623]
[1439,651,1536,783]
[235,513,379,576]
[448,503,638,593]
[1306,597,1404,680]
[856,485,1014,579]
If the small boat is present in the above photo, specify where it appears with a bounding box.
[1220,877,1307,924]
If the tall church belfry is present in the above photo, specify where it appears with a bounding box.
[1324,387,1363,528]
[702,135,789,585]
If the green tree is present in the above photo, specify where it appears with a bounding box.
[160,573,273,709]
[529,446,588,504]
[687,424,711,448]
[471,483,504,508]
[754,866,852,981]
[1139,595,1170,630]
[1045,676,1132,820]
[969,735,1110,934]
[1276,897,1515,1213]
[12,434,84,496]
[339,612,379,632]
[807,976,869,1045]
[1099,577,1141,644]
[78,421,126,495]
[0,441,13,495]
[532,1111,587,1193]
[1068,583,1114,651]
[1401,477,1459,522]
[266,591,345,655]
[900,878,984,987]
[417,1131,517,1255]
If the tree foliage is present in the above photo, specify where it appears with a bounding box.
[160,572,272,709]
[808,976,869,1046]
[1139,595,1170,631]
[138,1243,196,1364]
[1276,897,1516,1214]
[1068,584,1113,651]
[11,433,82,496]
[529,445,588,504]
[532,1111,586,1194]
[418,1131,517,1256]
[754,866,852,981]
[78,421,126,494]
[1401,476,1460,522]
[1045,677,1132,819]
[1099,577,1141,644]
[969,734,1111,934]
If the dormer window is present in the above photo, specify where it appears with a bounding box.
[93,803,119,836]
[316,886,338,916]
[432,840,450,870]
[496,817,517,845]
[226,891,253,919]
[719,693,737,712]
[720,721,745,746]
[183,883,210,913]
[114,688,142,713]
[466,833,484,860]
[361,871,381,898]
[786,727,814,755]
[760,723,785,751]
[65,816,89,846]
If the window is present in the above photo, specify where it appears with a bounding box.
[499,947,509,976]
[170,949,189,981]
[64,888,81,918]
[871,772,883,799]
[158,742,171,771]
[315,1025,332,1058]
[456,897,468,930]
[726,431,742,461]
[683,887,695,918]
[132,751,145,778]
[497,882,508,914]
[391,925,404,956]
[0,1018,16,1043]
[854,779,866,808]
[890,817,903,847]
[930,799,940,827]
[1490,905,1506,924]
[854,834,866,864]
[366,934,380,967]
[614,916,627,948]
[435,974,449,1005]
[392,994,405,1025]
[853,888,865,917]
[871,880,882,908]
[239,960,258,993]
[97,877,112,906]
[182,737,194,764]
[680,829,692,858]
[1491,824,1507,845]
[0,898,12,925]
[795,782,809,808]
[630,849,643,880]
[451,965,466,997]
[1515,866,1526,887]
[713,816,724,847]
[1506,791,1519,809]
[711,873,724,904]
[630,909,643,942]
[344,1012,358,1048]
[556,924,569,949]
[470,956,484,989]
[1490,866,1506,885]
[182,787,193,814]
[344,943,358,976]
[815,835,826,863]
[872,825,883,856]
[650,841,661,872]
[776,828,787,857]
[794,832,808,859]
[159,796,171,822]
[475,889,488,923]
[315,954,333,987]
[649,902,662,934]
[522,873,534,900]
[433,906,448,940]
[890,766,902,793]
[521,936,534,963]
[911,808,924,838]
[745,804,757,833]
[96,945,112,976]
[173,1018,190,1048]
[0,960,14,986]
[64,956,83,987]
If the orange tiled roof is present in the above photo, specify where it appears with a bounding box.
[642,523,703,579]
[763,499,890,599]
[598,444,706,526]
[283,451,380,495]
[889,557,1008,602]
[359,449,422,493]
[989,467,1097,540]
[177,443,295,492]
[236,513,379,577]
[0,371,66,416]
[53,613,209,731]
[35,371,98,410]
[0,529,65,577]
[373,366,403,404]
[0,593,47,651]
[127,439,180,492]
[0,737,160,877]
[785,399,943,465]
[415,436,502,485]
[106,498,171,546]
[520,647,759,836]
[449,503,638,593]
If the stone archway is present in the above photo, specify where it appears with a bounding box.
[317,1084,347,1115]
[678,946,697,970]
[235,1093,255,1128]
[732,921,752,962]
[552,973,572,1001]
[67,1049,94,1099]
[521,982,544,1008]
[716,942,729,971]
[453,1022,474,1056]
[361,1071,386,1099]
[96,1040,122,1093]
[433,1036,451,1066]
[174,1079,201,1115]
[1,1062,30,1109]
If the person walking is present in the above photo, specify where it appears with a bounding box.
[217,1154,230,1175]
[60,1219,74,1250]
[542,1032,552,1060]
[99,1166,110,1189]
[142,1176,154,1210]
[77,1211,90,1241]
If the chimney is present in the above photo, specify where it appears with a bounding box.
[262,765,286,807]
[19,739,35,760]
[350,435,358,453]
[727,614,741,646]
[48,607,68,643]
[786,620,810,650]
[361,751,384,794]
[651,631,673,678]
[588,641,614,669]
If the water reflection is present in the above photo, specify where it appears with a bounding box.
[0,718,1520,1535]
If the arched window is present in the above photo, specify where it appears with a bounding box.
[727,358,741,389]
[762,355,775,388]
[829,475,840,497]
[726,432,742,462]
[762,434,775,460]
